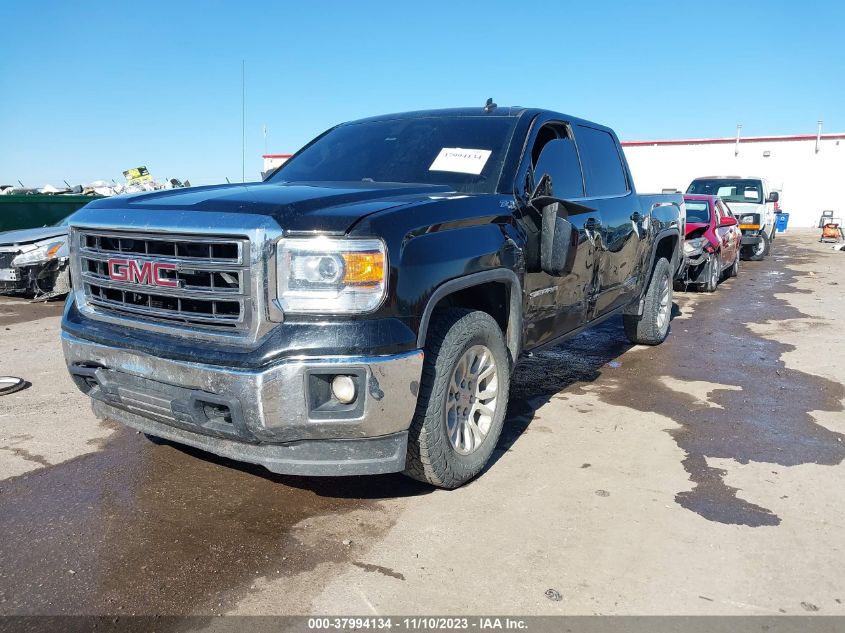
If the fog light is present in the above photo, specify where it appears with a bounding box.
[331,375,357,404]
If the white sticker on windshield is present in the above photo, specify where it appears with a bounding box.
[744,189,759,199]
[429,148,492,175]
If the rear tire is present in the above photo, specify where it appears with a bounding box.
[624,257,672,346]
[404,308,510,489]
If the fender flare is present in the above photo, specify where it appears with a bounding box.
[649,227,683,268]
[648,227,682,274]
[416,269,523,363]
[625,227,682,316]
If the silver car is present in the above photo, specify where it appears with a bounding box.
[0,218,71,298]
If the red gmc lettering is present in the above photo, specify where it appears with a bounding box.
[108,258,129,282]
[128,260,154,285]
[152,262,178,287]
[107,258,178,287]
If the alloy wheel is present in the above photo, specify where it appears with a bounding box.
[655,273,671,331]
[446,345,499,455]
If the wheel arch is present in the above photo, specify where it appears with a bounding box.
[652,228,681,274]
[626,228,681,316]
[417,269,523,364]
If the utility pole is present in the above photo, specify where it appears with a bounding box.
[242,59,246,183]
[734,124,742,156]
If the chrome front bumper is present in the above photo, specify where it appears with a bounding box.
[62,332,424,475]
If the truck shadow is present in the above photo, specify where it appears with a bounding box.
[169,441,434,499]
[150,302,684,496]
[490,304,682,467]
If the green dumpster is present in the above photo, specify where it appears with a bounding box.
[0,194,100,232]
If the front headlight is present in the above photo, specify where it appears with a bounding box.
[10,241,65,267]
[277,237,387,314]
[683,237,707,254]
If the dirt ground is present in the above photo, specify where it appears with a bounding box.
[0,229,843,618]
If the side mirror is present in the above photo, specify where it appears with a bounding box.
[767,191,779,203]
[539,202,578,276]
[719,216,738,227]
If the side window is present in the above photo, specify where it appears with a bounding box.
[574,125,629,197]
[533,138,585,199]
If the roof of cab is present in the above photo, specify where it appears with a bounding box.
[343,106,609,132]
[692,176,768,181]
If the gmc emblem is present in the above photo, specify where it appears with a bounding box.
[108,258,179,288]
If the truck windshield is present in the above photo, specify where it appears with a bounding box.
[269,116,518,194]
[687,179,763,204]
[684,200,711,223]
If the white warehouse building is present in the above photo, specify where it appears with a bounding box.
[622,132,845,227]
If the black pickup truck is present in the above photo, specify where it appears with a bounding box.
[62,106,684,488]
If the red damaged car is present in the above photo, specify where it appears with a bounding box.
[679,194,741,292]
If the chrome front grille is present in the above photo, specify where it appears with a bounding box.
[75,229,252,333]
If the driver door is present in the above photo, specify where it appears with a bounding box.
[520,122,603,350]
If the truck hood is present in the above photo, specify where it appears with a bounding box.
[0,226,67,247]
[83,181,455,234]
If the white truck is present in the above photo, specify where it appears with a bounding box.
[686,176,780,260]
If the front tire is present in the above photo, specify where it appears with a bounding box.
[729,251,740,278]
[404,308,510,489]
[624,257,672,346]
[747,232,770,261]
[701,253,720,292]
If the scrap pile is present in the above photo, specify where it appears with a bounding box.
[0,166,192,300]
[1,178,191,198]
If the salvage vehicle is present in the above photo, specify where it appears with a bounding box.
[686,176,779,261]
[0,218,71,298]
[62,105,684,488]
[678,194,740,292]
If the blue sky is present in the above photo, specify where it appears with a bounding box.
[1,0,842,186]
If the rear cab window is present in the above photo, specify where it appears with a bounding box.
[574,125,629,198]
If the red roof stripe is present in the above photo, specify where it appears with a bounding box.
[262,154,294,158]
[622,133,845,147]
